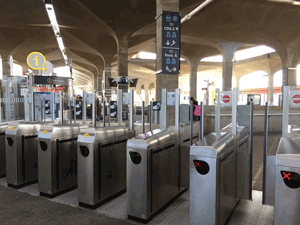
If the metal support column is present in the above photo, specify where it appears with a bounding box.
[51,91,55,122]
[200,101,204,139]
[59,91,63,124]
[160,89,167,130]
[175,89,180,132]
[150,101,153,132]
[282,86,289,138]
[262,102,269,204]
[92,90,96,128]
[129,90,134,130]
[215,88,220,133]
[108,100,111,127]
[103,100,106,127]
[232,87,238,137]
[118,89,123,126]
[142,101,145,133]
[69,99,72,124]
[190,101,194,146]
[83,90,87,124]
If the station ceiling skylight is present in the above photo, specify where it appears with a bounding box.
[201,45,276,62]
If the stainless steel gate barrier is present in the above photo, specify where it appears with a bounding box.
[127,127,182,223]
[5,121,51,188]
[77,126,134,209]
[190,124,252,225]
[0,123,8,177]
[38,124,83,198]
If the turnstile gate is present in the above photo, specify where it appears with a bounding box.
[77,126,135,209]
[0,123,8,177]
[38,124,82,197]
[190,125,251,225]
[5,121,51,188]
[127,128,182,222]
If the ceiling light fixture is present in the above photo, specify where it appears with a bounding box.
[293,1,300,5]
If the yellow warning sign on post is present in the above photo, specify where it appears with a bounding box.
[84,133,89,138]
[27,52,46,71]
[43,130,48,134]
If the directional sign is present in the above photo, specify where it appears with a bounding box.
[153,101,161,111]
[162,11,181,74]
[290,91,300,108]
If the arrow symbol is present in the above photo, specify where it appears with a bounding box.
[172,67,177,72]
[171,40,176,46]
[166,40,170,45]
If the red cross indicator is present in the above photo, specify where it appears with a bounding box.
[282,172,291,180]
[292,95,300,104]
[222,95,230,103]
[194,161,201,168]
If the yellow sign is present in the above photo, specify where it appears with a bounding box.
[9,127,13,131]
[27,52,46,71]
[84,133,89,138]
[43,130,48,134]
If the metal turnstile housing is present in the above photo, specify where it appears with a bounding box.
[274,135,300,225]
[0,123,8,177]
[127,128,182,222]
[78,126,135,209]
[190,132,235,225]
[5,121,51,188]
[38,124,82,197]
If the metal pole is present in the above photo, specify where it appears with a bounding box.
[249,101,254,201]
[118,89,123,126]
[31,91,34,121]
[282,86,289,138]
[262,102,269,204]
[142,101,145,133]
[129,90,134,130]
[41,101,44,122]
[92,90,96,128]
[59,91,63,124]
[215,88,220,133]
[74,97,76,124]
[69,99,72,124]
[190,100,194,146]
[232,87,238,136]
[51,91,55,122]
[150,101,153,132]
[160,89,167,130]
[108,100,111,126]
[103,100,106,127]
[200,101,204,139]
[83,90,86,124]
[175,89,180,132]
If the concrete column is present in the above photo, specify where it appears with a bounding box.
[1,54,12,77]
[282,68,297,87]
[236,77,240,101]
[145,87,149,106]
[118,36,130,93]
[268,73,274,104]
[104,62,112,90]
[220,43,242,91]
[156,0,179,128]
[187,57,200,99]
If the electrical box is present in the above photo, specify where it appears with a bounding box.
[167,92,175,106]
[123,93,130,105]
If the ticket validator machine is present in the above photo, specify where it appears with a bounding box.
[190,87,253,225]
[38,91,91,197]
[77,90,135,209]
[5,90,58,188]
[263,86,300,225]
[126,89,201,223]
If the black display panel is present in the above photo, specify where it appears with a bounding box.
[280,171,300,189]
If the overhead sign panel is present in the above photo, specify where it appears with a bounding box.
[34,76,71,86]
[162,11,181,74]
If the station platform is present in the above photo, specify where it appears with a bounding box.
[0,133,280,224]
